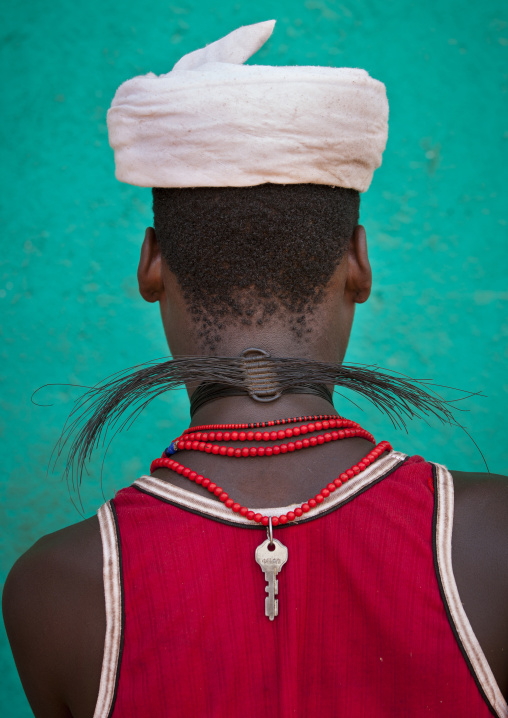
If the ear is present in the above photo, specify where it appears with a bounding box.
[345,225,372,304]
[138,227,164,303]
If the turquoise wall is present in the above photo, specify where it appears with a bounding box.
[1,0,507,713]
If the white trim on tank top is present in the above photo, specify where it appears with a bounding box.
[133,449,407,525]
[432,463,508,718]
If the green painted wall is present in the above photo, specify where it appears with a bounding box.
[1,0,506,713]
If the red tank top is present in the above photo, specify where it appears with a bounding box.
[93,451,507,717]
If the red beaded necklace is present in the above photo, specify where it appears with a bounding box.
[172,427,374,458]
[150,440,391,527]
[184,414,341,432]
[150,414,393,621]
[150,414,392,527]
[182,417,362,442]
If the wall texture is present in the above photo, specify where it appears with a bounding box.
[1,0,507,713]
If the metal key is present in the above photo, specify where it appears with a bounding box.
[255,536,289,620]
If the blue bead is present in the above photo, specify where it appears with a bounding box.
[164,441,178,456]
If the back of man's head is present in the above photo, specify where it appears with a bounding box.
[153,183,360,348]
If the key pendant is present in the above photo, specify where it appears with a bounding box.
[255,518,289,620]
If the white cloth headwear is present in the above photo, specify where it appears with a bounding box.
[107,20,388,192]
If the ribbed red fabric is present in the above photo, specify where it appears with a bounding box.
[110,456,493,717]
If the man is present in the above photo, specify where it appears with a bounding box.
[3,20,508,718]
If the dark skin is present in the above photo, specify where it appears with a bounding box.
[3,226,508,717]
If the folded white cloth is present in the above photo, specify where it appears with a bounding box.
[107,20,388,192]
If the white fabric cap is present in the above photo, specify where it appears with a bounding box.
[107,20,388,192]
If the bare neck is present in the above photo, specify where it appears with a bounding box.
[189,392,337,429]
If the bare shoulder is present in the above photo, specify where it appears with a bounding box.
[2,515,105,718]
[451,469,508,540]
[450,469,508,612]
[450,470,508,698]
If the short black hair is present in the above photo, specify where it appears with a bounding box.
[152,183,360,349]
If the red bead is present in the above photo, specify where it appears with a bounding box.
[279,515,288,524]
[295,440,303,450]
[232,503,241,513]
[346,469,355,478]
[261,516,269,526]
[308,499,317,508]
[257,447,265,456]
[231,432,238,441]
[202,478,210,488]
[254,432,263,441]
[223,432,230,441]
[273,446,280,455]
[292,427,301,436]
[352,465,360,475]
[340,473,348,481]
[219,492,229,502]
[225,499,234,508]
[234,448,242,457]
[204,443,212,453]
[176,465,184,474]
[309,437,318,447]
[315,422,323,431]
[182,467,191,477]
[308,423,315,432]
[219,447,227,456]
[327,483,335,492]
[272,517,280,527]
[302,439,310,448]
[227,447,235,457]
[287,511,296,521]
[246,432,254,441]
[321,488,330,498]
[211,445,220,455]
[301,503,311,513]
[317,435,325,445]
[253,513,262,523]
[241,447,250,457]
[334,479,343,487]
[240,506,249,516]
[195,474,204,485]
[246,511,255,520]
[300,425,308,434]
[265,447,273,456]
[294,507,303,517]
[287,442,295,452]
[213,486,222,496]
[315,494,324,503]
